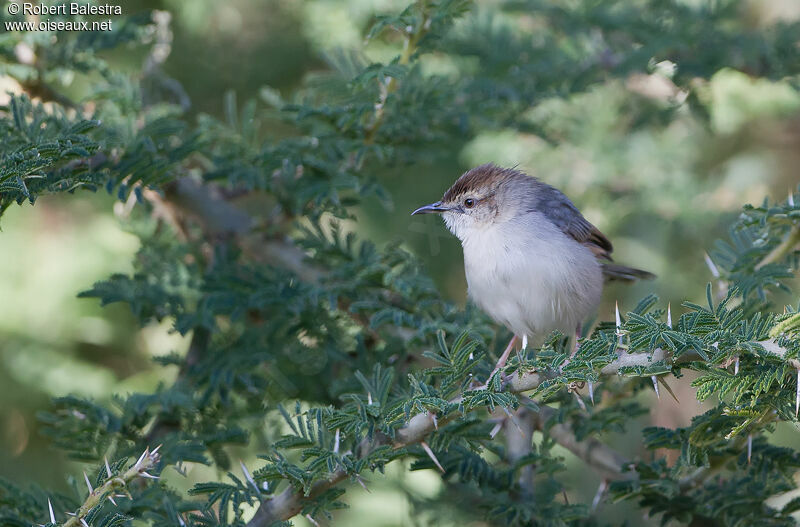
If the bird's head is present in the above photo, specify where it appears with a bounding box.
[411,164,529,240]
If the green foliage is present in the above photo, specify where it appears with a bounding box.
[1,1,800,527]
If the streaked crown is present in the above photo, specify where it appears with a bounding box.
[442,163,525,203]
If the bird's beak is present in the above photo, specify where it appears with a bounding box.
[411,202,449,215]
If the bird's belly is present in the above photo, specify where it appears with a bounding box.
[463,236,602,341]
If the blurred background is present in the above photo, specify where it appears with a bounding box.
[1,0,799,524]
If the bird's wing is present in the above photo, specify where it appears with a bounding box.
[535,185,614,261]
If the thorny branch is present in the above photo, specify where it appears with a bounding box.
[245,334,800,526]
[244,349,676,526]
[59,447,161,527]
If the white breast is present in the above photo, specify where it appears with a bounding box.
[459,212,603,343]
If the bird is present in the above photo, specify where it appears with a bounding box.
[411,163,654,374]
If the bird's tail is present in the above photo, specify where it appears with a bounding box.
[601,263,656,282]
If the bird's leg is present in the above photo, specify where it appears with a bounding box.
[489,334,518,380]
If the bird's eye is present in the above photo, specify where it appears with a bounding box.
[464,198,475,209]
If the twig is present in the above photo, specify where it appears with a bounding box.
[534,406,630,477]
[62,448,161,527]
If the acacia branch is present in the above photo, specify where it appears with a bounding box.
[246,350,661,527]
[534,405,630,477]
[61,448,161,527]
[246,334,800,526]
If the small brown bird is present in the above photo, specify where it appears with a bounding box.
[412,164,653,371]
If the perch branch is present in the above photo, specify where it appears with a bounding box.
[246,349,665,527]
[246,335,800,526]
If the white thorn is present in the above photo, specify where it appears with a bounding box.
[651,376,660,399]
[177,515,186,527]
[521,334,528,350]
[140,471,159,479]
[704,252,720,278]
[66,512,76,517]
[105,457,112,478]
[657,376,681,403]
[367,392,373,405]
[734,357,740,376]
[501,407,524,435]
[469,351,474,360]
[151,444,162,455]
[420,441,445,473]
[573,390,588,412]
[333,429,340,453]
[789,189,795,207]
[615,302,623,345]
[47,498,55,524]
[240,460,259,493]
[262,481,269,491]
[305,514,321,527]
[795,369,799,418]
[83,472,93,494]
[432,414,438,430]
[108,494,117,506]
[489,421,503,438]
[591,479,608,511]
[588,380,595,405]
[136,446,149,466]
[81,519,89,527]
[747,434,752,464]
[356,475,370,493]
[667,303,672,329]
